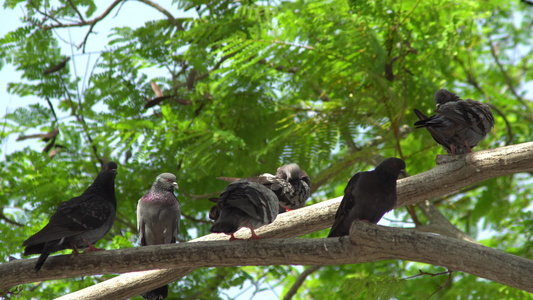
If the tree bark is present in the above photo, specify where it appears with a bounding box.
[3,142,533,299]
[3,222,533,297]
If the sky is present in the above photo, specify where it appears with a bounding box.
[0,2,282,299]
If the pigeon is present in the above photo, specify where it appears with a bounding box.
[137,173,181,300]
[274,163,311,211]
[328,158,406,238]
[217,163,311,212]
[414,89,495,155]
[22,161,118,271]
[210,180,279,240]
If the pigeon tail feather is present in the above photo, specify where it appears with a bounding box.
[210,219,240,234]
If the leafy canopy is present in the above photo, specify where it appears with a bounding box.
[1,0,533,298]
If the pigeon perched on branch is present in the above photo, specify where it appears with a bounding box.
[414,89,495,155]
[137,173,181,300]
[22,161,118,271]
[210,180,279,240]
[217,163,311,212]
[328,158,406,238]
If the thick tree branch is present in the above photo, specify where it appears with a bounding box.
[5,142,533,298]
[415,201,478,243]
[3,222,533,295]
[348,221,533,292]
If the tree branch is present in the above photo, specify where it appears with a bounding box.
[282,265,321,300]
[39,0,124,30]
[136,0,185,30]
[489,43,527,107]
[3,221,533,295]
[6,141,533,298]
[66,0,85,22]
[415,201,478,243]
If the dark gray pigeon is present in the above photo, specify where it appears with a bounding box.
[210,180,279,240]
[137,173,181,300]
[414,89,495,155]
[22,161,118,271]
[217,163,311,212]
[328,158,406,238]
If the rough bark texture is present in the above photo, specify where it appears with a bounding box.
[4,222,533,297]
[3,142,533,299]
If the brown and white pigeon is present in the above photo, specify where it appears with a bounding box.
[328,158,406,238]
[137,173,181,300]
[217,163,311,212]
[210,180,279,240]
[22,161,118,271]
[414,89,495,155]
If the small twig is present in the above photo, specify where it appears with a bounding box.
[488,103,514,145]
[405,205,421,226]
[0,210,24,227]
[115,211,137,233]
[181,190,221,200]
[181,212,210,224]
[282,265,321,300]
[59,77,103,164]
[489,42,527,107]
[29,1,63,26]
[39,0,123,30]
[136,0,185,30]
[428,270,453,299]
[66,0,85,22]
[404,269,452,280]
[78,23,96,53]
[45,97,59,123]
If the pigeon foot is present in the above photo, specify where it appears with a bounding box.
[70,242,79,255]
[248,228,263,240]
[229,233,242,241]
[83,238,104,252]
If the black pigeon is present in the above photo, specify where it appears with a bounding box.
[217,163,311,212]
[22,161,118,271]
[137,173,181,300]
[328,158,406,238]
[414,89,495,155]
[210,180,279,240]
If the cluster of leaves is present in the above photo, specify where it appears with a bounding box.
[1,0,533,298]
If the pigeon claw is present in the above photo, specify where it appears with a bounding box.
[248,228,263,240]
[70,242,79,255]
[283,206,292,212]
[465,140,472,153]
[83,238,105,252]
[229,233,242,241]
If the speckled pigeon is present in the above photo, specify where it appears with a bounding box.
[210,180,279,240]
[328,158,406,238]
[217,163,311,212]
[22,161,118,271]
[275,163,311,211]
[414,89,495,155]
[137,173,181,300]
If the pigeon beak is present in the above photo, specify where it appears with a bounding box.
[172,182,179,189]
[400,169,409,178]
